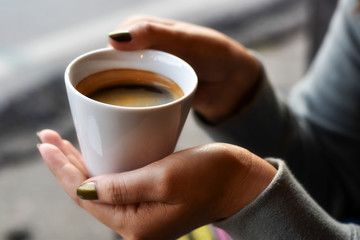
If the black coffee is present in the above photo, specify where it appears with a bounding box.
[76,69,184,107]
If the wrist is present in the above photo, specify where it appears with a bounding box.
[215,145,277,220]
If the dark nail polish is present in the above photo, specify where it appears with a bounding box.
[109,31,132,42]
[77,182,98,200]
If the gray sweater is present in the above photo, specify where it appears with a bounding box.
[215,159,359,239]
[198,0,360,238]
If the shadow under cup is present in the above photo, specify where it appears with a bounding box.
[65,48,197,176]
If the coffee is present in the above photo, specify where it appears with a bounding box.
[76,69,184,107]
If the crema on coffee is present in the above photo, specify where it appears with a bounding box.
[76,69,184,107]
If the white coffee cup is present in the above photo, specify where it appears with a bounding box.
[65,48,197,176]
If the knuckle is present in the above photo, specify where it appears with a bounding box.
[137,21,156,36]
[153,167,176,199]
[126,14,149,22]
[105,178,126,204]
[123,15,154,31]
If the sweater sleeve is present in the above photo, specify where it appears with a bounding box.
[196,0,360,219]
[213,159,360,240]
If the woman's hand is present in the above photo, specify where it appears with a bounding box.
[109,15,261,124]
[38,129,276,240]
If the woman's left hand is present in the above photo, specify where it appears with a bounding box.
[38,129,276,240]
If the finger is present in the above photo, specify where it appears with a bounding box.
[108,16,199,56]
[37,143,118,224]
[109,23,176,51]
[37,129,73,156]
[37,129,87,174]
[62,139,88,176]
[67,153,88,177]
[117,15,176,29]
[38,143,87,202]
[63,139,83,160]
[108,16,234,84]
[78,164,167,204]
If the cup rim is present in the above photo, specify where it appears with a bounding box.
[64,48,198,111]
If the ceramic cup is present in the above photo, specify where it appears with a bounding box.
[65,48,197,176]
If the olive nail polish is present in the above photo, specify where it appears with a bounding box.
[109,31,132,42]
[77,182,98,200]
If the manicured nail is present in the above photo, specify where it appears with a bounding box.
[109,30,132,42]
[77,182,98,200]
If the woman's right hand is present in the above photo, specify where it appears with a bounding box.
[109,15,262,124]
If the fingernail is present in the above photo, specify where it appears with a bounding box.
[77,182,98,200]
[109,30,132,42]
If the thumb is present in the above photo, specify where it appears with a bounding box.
[76,167,164,204]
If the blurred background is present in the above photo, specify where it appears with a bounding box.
[0,0,337,239]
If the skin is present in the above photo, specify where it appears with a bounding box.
[109,15,262,124]
[38,130,276,240]
[38,16,277,239]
